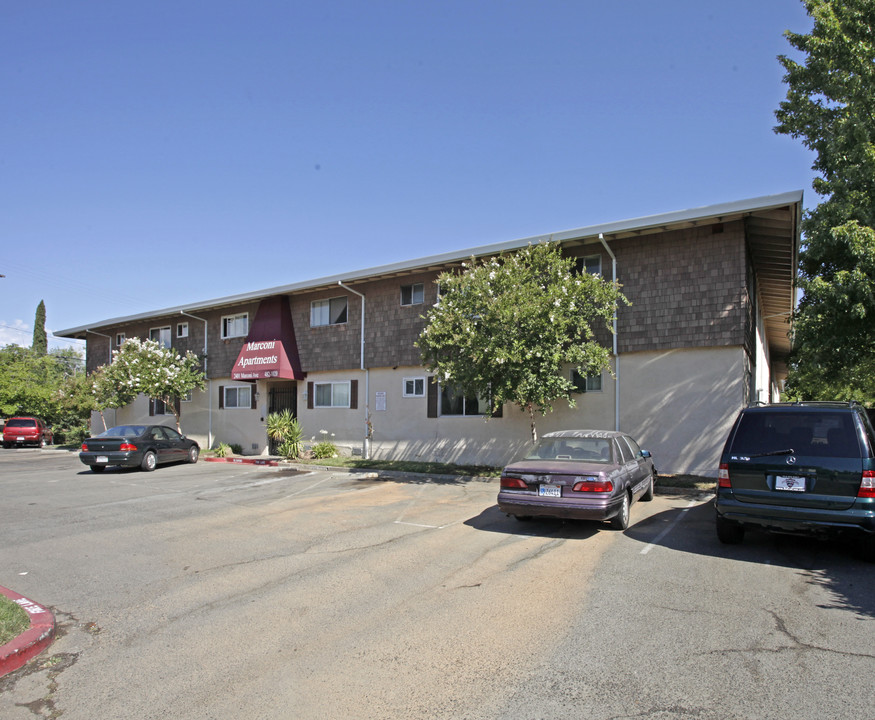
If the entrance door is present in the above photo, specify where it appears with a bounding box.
[268,382,298,454]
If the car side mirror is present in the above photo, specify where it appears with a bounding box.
[640,450,651,458]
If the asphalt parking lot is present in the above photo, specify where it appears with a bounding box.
[2,448,874,719]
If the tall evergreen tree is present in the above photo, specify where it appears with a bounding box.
[32,300,47,356]
[774,0,875,401]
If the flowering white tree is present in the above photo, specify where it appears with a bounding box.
[417,242,627,443]
[95,338,206,432]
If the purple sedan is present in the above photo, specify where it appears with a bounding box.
[498,429,657,530]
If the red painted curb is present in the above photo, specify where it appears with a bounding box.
[203,456,279,466]
[0,586,55,677]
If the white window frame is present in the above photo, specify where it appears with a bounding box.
[181,390,193,403]
[223,385,252,409]
[572,369,603,393]
[310,297,348,327]
[575,255,602,277]
[177,322,189,338]
[115,333,126,347]
[400,283,424,306]
[313,381,351,408]
[403,377,425,397]
[149,326,171,349]
[221,313,248,339]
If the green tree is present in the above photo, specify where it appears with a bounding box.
[99,337,206,432]
[775,0,875,400]
[32,300,47,357]
[0,344,88,438]
[417,243,627,443]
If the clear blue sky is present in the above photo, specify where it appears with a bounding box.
[1,1,815,351]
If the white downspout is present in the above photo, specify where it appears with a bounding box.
[86,329,115,431]
[598,234,620,432]
[181,310,212,450]
[338,281,370,459]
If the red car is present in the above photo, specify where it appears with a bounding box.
[2,417,53,448]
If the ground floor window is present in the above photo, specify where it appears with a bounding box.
[224,385,252,409]
[572,369,602,393]
[315,381,350,408]
[403,377,425,397]
[440,383,488,416]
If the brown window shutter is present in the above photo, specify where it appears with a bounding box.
[218,385,224,409]
[491,400,503,418]
[251,385,258,410]
[427,377,438,418]
[350,379,358,409]
[307,382,314,410]
[148,399,155,416]
[175,397,181,416]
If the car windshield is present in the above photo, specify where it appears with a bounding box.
[525,436,613,463]
[6,419,36,428]
[100,426,146,437]
[732,412,861,458]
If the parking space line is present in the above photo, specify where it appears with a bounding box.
[639,498,702,555]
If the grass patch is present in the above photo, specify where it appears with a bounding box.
[294,456,502,478]
[0,594,29,646]
[658,474,716,491]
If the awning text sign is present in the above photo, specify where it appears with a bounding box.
[232,339,295,380]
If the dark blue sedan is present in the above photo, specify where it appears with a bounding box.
[79,424,199,473]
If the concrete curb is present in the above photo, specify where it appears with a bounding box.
[0,586,55,678]
[203,456,280,467]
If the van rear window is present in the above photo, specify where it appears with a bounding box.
[6,419,36,428]
[732,412,861,458]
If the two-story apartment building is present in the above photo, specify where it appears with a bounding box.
[57,191,801,476]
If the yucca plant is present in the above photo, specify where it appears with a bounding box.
[267,410,304,459]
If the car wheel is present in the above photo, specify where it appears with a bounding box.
[642,472,655,501]
[141,450,158,472]
[716,515,745,544]
[2,443,9,449]
[90,466,106,473]
[610,492,630,531]
[186,446,199,464]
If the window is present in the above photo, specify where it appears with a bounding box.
[403,377,425,397]
[314,381,351,408]
[401,283,424,306]
[116,333,126,347]
[574,255,602,277]
[150,326,171,349]
[224,385,252,409]
[310,297,348,327]
[177,322,189,338]
[152,399,172,415]
[571,369,602,393]
[440,383,488,416]
[181,390,193,403]
[222,313,248,339]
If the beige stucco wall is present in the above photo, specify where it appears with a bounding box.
[616,346,746,477]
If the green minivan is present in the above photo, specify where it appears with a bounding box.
[715,402,875,560]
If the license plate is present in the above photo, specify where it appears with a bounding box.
[16,436,25,441]
[96,456,108,464]
[776,475,806,492]
[539,484,561,498]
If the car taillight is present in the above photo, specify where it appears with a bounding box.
[81,442,88,451]
[500,476,527,489]
[718,463,731,488]
[572,479,613,493]
[858,470,875,498]
[120,442,138,451]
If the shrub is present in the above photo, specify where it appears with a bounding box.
[310,441,338,459]
[267,410,304,459]
[213,442,232,457]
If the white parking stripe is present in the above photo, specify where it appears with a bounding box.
[639,498,705,555]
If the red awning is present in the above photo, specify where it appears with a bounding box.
[231,296,305,381]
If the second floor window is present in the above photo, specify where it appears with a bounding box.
[149,326,171,349]
[574,255,602,277]
[222,313,248,339]
[311,297,348,327]
[401,283,424,306]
